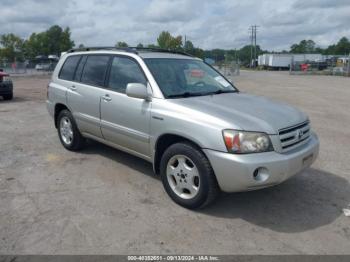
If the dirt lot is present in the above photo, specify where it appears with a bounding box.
[0,71,349,254]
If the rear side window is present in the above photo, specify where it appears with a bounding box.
[108,56,147,93]
[81,55,110,86]
[59,56,81,81]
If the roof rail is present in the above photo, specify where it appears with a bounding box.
[132,47,194,57]
[67,46,137,54]
[67,46,193,57]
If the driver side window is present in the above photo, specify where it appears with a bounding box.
[108,57,147,93]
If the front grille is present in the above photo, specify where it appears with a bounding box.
[279,121,311,151]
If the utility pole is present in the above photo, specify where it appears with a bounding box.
[347,52,350,77]
[254,25,257,67]
[249,25,259,68]
[249,26,253,68]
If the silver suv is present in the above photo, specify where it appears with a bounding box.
[47,47,319,209]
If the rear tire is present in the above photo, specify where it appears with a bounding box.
[57,109,85,151]
[160,142,220,209]
[3,93,13,100]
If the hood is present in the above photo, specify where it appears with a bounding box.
[170,93,308,134]
[0,72,9,77]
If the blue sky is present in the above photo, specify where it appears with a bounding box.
[1,0,349,50]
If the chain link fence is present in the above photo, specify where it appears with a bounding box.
[0,62,28,74]
[216,61,240,77]
[289,56,350,77]
[0,61,57,76]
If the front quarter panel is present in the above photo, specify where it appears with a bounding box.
[150,98,233,153]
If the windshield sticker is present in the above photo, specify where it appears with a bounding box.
[190,69,205,78]
[215,76,231,87]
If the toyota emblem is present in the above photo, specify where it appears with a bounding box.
[298,129,304,139]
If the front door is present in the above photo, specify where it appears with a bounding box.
[100,56,152,159]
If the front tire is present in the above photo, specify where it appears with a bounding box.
[160,142,220,209]
[57,110,85,151]
[3,93,13,100]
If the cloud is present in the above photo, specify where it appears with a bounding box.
[293,0,350,9]
[144,0,201,22]
[0,0,349,51]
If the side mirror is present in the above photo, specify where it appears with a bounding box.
[126,83,149,100]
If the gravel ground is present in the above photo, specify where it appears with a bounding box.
[0,72,349,255]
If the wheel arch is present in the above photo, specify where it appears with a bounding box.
[54,103,70,128]
[153,133,204,175]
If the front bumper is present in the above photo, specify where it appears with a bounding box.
[0,82,13,95]
[204,132,319,192]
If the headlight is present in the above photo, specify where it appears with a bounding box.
[223,130,273,154]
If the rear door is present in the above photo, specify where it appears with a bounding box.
[100,55,152,159]
[66,54,111,138]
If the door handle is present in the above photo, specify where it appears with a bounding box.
[102,94,112,102]
[70,85,77,91]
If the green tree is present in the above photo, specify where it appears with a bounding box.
[226,49,240,62]
[290,44,299,53]
[46,25,63,55]
[323,37,350,55]
[23,25,74,58]
[204,49,225,62]
[324,44,336,55]
[192,48,204,59]
[334,37,350,55]
[116,41,128,47]
[0,33,25,61]
[157,31,171,48]
[60,27,75,53]
[157,31,182,49]
[184,40,194,52]
[137,43,144,48]
[183,40,204,58]
[23,32,46,59]
[237,45,253,65]
[0,25,74,61]
[209,45,263,66]
[147,44,158,48]
[290,39,316,53]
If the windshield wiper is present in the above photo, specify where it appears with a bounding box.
[209,89,238,95]
[167,89,238,99]
[167,92,207,98]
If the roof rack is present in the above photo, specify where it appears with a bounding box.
[133,47,193,57]
[67,46,193,57]
[67,46,137,54]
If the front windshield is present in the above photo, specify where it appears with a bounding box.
[144,58,238,98]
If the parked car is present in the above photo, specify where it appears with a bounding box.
[35,63,51,71]
[0,70,13,100]
[47,47,319,209]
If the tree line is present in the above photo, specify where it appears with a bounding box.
[116,31,350,65]
[0,25,74,62]
[289,38,350,55]
[115,31,205,59]
[1,26,349,66]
